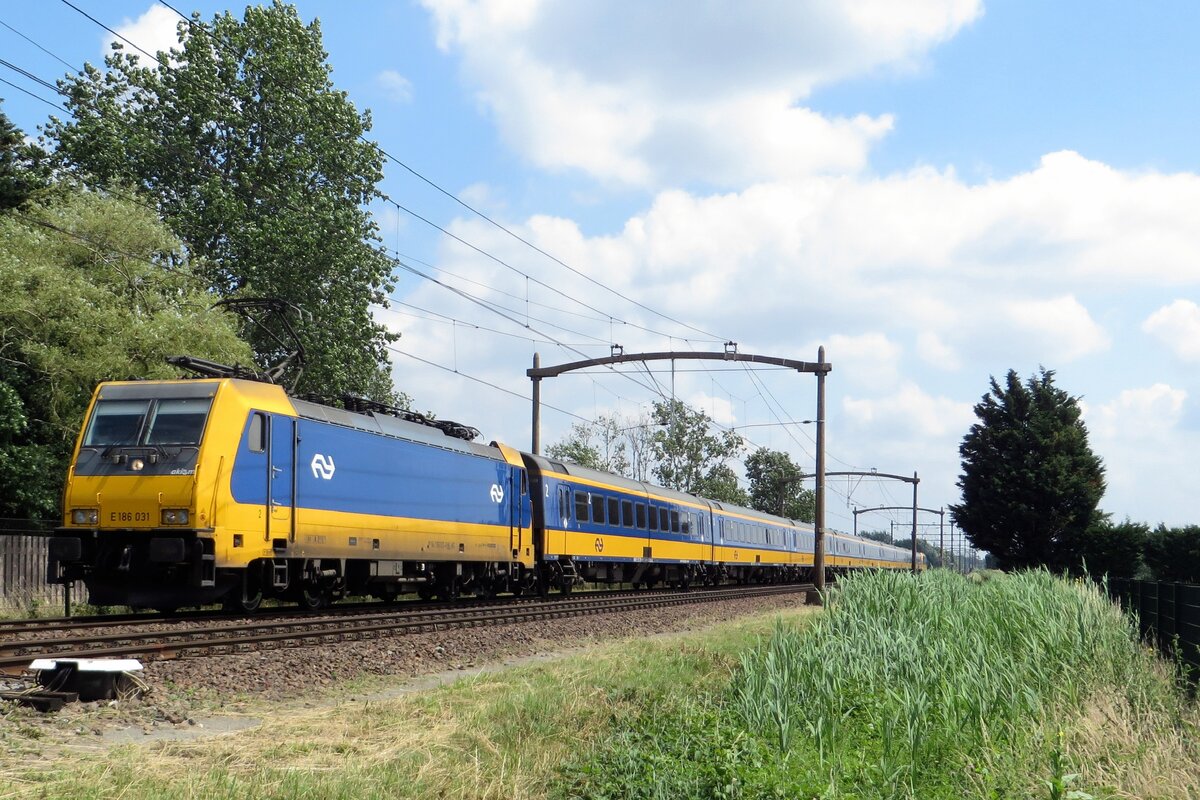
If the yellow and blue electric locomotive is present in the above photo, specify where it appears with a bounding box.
[51,378,534,611]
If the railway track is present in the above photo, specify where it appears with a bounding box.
[0,584,813,674]
[0,595,548,639]
[0,584,761,638]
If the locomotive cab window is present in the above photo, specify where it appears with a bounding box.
[83,399,150,446]
[146,398,211,444]
[83,397,213,448]
[248,413,266,453]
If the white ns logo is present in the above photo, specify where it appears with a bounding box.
[489,483,504,503]
[311,453,336,480]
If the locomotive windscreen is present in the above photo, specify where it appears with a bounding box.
[83,397,212,447]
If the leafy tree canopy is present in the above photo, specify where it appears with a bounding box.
[1063,514,1146,580]
[950,368,1105,571]
[46,2,402,403]
[1142,524,1200,583]
[0,103,46,211]
[745,447,815,521]
[650,399,744,498]
[0,189,253,516]
[545,416,631,476]
[892,537,942,568]
[693,463,749,506]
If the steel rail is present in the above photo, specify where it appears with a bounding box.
[0,585,726,638]
[0,584,810,674]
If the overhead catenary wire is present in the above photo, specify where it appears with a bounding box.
[391,303,600,349]
[0,75,64,111]
[156,0,727,347]
[0,18,80,72]
[383,195,723,346]
[387,345,591,425]
[55,1,693,412]
[46,1,883,490]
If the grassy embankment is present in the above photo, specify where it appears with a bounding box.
[1,571,1196,799]
[560,570,1200,799]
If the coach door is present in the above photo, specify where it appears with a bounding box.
[508,468,528,562]
[268,416,297,543]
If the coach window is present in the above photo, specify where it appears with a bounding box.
[635,503,647,529]
[670,510,680,533]
[591,494,606,525]
[681,514,690,535]
[648,505,658,531]
[621,499,634,528]
[607,497,620,528]
[575,491,590,523]
[658,508,669,532]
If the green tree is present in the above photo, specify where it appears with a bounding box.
[1142,524,1200,583]
[1063,515,1146,580]
[693,463,749,506]
[950,368,1105,571]
[860,529,893,545]
[0,189,253,517]
[546,415,631,476]
[47,2,401,402]
[744,447,815,521]
[0,103,46,211]
[650,399,743,496]
[892,537,942,568]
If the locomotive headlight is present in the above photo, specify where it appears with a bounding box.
[71,508,99,525]
[161,508,189,526]
[130,458,145,472]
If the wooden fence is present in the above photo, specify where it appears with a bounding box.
[0,519,76,614]
[1107,578,1200,678]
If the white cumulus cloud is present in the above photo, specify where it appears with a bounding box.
[107,4,182,62]
[1003,295,1109,363]
[421,0,981,187]
[1143,299,1200,361]
[377,69,414,103]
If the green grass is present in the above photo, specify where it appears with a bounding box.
[557,570,1200,799]
[3,574,1196,799]
[0,609,814,799]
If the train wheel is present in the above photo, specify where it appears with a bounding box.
[225,589,263,614]
[300,584,329,611]
[225,569,264,613]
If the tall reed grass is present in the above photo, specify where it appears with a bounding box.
[731,570,1164,796]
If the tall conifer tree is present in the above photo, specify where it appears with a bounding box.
[951,368,1105,570]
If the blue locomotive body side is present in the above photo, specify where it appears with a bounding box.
[229,413,523,533]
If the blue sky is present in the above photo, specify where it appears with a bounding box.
[4,1,1200,540]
